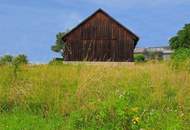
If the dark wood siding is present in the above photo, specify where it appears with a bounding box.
[63,9,138,62]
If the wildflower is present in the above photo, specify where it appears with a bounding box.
[132,116,140,124]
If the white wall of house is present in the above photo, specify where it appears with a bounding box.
[134,46,174,60]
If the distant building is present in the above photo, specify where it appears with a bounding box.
[134,46,174,60]
[134,48,146,54]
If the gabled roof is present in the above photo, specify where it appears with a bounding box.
[63,9,139,46]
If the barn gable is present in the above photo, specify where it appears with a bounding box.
[63,9,139,45]
[62,9,139,62]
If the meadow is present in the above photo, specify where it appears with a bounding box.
[0,62,189,130]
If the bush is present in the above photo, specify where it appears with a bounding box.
[134,54,145,62]
[170,48,190,70]
[171,48,190,61]
[13,54,28,65]
[0,54,28,66]
[49,58,63,65]
[0,55,13,65]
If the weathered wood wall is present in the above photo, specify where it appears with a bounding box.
[63,10,138,62]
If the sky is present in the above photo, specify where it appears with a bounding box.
[0,0,190,63]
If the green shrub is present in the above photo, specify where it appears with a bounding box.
[0,55,13,65]
[134,54,145,62]
[49,58,63,65]
[0,54,28,66]
[171,48,190,61]
[170,48,190,70]
[13,54,28,65]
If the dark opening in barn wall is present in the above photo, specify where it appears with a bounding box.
[62,9,139,62]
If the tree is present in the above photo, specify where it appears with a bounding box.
[51,32,66,58]
[13,54,28,65]
[0,54,13,65]
[169,24,190,50]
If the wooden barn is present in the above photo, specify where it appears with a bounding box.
[62,9,139,62]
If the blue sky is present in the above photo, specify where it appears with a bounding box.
[0,0,190,63]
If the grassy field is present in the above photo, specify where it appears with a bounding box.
[0,62,189,130]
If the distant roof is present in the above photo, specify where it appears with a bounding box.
[134,46,174,54]
[134,48,146,53]
[147,46,171,49]
[162,50,174,54]
[63,8,139,46]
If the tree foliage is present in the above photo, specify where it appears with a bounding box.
[49,58,63,65]
[169,24,190,50]
[0,54,28,65]
[170,48,190,70]
[13,54,28,65]
[51,32,66,57]
[0,55,13,65]
[171,48,190,62]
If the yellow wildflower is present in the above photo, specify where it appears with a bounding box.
[132,117,140,124]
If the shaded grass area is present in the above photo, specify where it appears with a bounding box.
[0,109,64,130]
[0,62,189,130]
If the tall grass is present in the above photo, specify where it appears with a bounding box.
[0,62,189,130]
